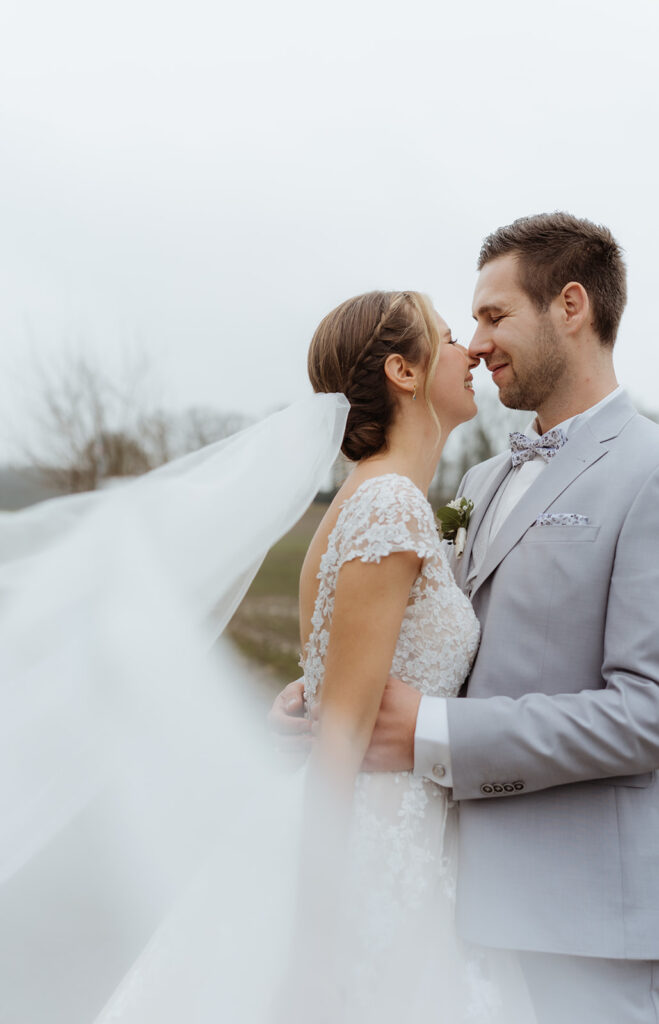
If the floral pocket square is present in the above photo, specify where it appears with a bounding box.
[535,513,590,527]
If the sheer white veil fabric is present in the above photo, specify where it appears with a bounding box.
[0,393,349,1023]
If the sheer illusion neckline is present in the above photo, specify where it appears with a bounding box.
[340,472,429,510]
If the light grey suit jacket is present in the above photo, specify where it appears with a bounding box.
[445,390,659,958]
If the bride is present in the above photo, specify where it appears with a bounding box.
[274,290,534,1023]
[0,291,534,1023]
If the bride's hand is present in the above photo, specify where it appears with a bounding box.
[267,679,312,762]
[360,675,421,772]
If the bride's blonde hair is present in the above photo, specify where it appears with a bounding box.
[308,290,441,461]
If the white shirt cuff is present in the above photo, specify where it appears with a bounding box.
[413,695,453,787]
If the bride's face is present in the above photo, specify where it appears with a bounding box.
[426,312,479,429]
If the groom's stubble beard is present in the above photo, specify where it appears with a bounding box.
[496,318,569,412]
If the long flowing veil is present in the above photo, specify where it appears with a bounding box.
[0,393,349,1023]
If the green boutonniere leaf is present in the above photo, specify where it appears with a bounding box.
[436,497,474,556]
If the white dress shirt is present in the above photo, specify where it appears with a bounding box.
[414,388,622,787]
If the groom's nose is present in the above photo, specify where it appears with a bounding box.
[468,321,494,361]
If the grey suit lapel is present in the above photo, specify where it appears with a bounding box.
[453,454,511,590]
[469,390,637,600]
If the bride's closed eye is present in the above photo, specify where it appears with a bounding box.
[448,337,459,346]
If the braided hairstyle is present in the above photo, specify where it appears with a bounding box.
[308,291,441,461]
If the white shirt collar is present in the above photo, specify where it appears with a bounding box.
[526,386,622,439]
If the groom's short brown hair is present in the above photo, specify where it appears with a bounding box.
[477,212,627,346]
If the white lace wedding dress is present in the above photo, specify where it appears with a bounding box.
[301,474,531,1023]
[0,396,535,1023]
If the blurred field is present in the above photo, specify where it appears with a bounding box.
[0,467,61,510]
[227,502,329,685]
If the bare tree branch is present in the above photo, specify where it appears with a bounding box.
[17,350,250,494]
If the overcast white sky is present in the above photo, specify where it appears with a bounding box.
[1,0,658,457]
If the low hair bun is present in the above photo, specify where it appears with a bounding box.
[341,406,388,462]
[307,290,439,462]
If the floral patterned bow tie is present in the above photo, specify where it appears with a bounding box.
[509,427,568,467]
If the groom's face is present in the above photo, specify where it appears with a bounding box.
[469,253,568,412]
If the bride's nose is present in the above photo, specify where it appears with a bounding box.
[460,344,480,369]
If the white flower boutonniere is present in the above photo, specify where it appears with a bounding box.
[436,497,474,558]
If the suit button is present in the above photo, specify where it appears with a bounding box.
[493,784,503,793]
[432,763,446,780]
[503,784,514,793]
[513,781,525,791]
[480,784,494,795]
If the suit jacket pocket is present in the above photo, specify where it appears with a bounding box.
[522,525,600,544]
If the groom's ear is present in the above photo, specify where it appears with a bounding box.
[557,281,590,335]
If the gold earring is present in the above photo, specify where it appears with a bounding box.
[412,384,417,401]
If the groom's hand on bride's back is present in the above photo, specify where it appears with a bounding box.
[360,676,420,773]
[268,674,420,772]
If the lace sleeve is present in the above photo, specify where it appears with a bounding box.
[332,475,439,570]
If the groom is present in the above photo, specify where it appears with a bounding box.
[271,212,659,1023]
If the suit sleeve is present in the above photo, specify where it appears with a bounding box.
[445,464,659,800]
